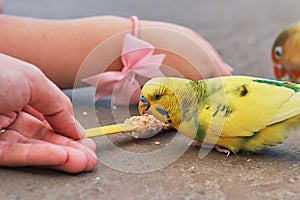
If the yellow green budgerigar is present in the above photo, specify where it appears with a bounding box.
[138,76,300,155]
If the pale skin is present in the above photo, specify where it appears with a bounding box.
[0,15,232,89]
[0,10,232,172]
[0,53,97,173]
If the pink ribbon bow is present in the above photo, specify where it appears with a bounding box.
[82,34,166,105]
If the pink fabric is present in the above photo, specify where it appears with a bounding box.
[131,16,139,38]
[82,34,166,105]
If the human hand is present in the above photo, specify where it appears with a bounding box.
[139,20,234,79]
[0,53,97,173]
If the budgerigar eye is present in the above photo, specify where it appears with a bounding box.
[153,94,162,101]
[274,46,283,59]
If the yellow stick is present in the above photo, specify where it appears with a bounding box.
[84,123,137,138]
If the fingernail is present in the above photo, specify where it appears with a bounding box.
[86,147,98,160]
[75,120,85,138]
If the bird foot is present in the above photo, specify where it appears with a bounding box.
[189,140,203,147]
[190,141,233,156]
[214,145,231,156]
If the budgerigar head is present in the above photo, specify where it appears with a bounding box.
[138,77,194,128]
[272,22,300,82]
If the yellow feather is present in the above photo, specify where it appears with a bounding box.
[269,92,300,124]
[199,76,298,138]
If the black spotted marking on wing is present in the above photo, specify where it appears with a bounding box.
[239,85,248,96]
[224,108,233,117]
[212,104,233,118]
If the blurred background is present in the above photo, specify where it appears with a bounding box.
[3,0,300,79]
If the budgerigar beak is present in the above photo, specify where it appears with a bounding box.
[273,64,300,83]
[138,95,150,115]
[273,64,287,80]
[288,71,300,83]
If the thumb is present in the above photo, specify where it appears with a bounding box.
[25,65,84,139]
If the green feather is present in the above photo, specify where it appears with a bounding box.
[253,79,300,92]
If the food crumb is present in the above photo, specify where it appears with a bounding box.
[124,113,170,138]
[155,141,161,146]
[187,166,196,173]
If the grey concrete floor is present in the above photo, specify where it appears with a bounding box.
[2,0,300,199]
